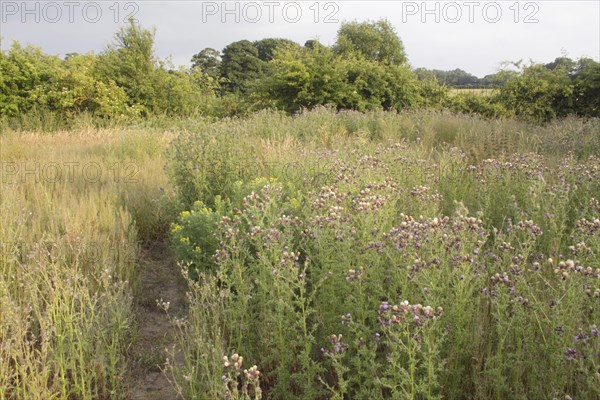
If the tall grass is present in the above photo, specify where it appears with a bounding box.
[1,109,598,399]
[0,129,174,399]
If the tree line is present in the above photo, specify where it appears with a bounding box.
[1,19,598,127]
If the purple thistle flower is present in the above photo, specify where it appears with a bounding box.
[592,327,600,337]
[555,326,564,334]
[565,348,577,361]
[574,331,589,343]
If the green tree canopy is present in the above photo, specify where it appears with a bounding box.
[304,39,326,50]
[191,48,221,78]
[545,56,577,72]
[334,19,407,65]
[414,68,480,87]
[255,45,346,112]
[572,57,600,116]
[497,62,574,122]
[219,40,264,93]
[255,44,423,113]
[96,19,158,112]
[0,42,57,116]
[253,38,300,62]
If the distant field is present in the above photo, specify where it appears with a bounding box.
[448,87,498,97]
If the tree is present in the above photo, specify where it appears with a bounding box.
[334,19,407,65]
[304,40,325,50]
[96,19,158,112]
[253,38,299,62]
[340,56,422,111]
[0,42,61,117]
[219,40,264,93]
[480,72,516,87]
[0,41,133,119]
[414,68,480,87]
[255,43,423,113]
[497,62,573,122]
[96,19,213,116]
[191,48,221,78]
[152,64,217,116]
[572,57,600,117]
[254,45,348,112]
[42,53,132,118]
[544,56,576,72]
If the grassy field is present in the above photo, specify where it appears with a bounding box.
[1,109,599,399]
[448,88,498,97]
[0,129,175,399]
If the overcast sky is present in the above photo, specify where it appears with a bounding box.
[1,0,598,77]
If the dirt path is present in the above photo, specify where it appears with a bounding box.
[128,242,187,400]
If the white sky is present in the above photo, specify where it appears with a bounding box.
[1,0,599,77]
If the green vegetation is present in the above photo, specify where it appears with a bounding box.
[1,15,599,400]
[0,129,176,399]
[1,19,599,130]
[2,108,599,400]
[164,109,600,399]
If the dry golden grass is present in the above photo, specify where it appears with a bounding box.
[0,129,172,399]
[448,88,498,97]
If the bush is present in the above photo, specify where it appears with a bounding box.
[449,92,507,118]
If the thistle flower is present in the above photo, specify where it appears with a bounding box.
[574,331,589,343]
[379,301,391,312]
[564,348,577,361]
[244,365,261,380]
[325,334,347,354]
[346,267,364,282]
[379,300,441,327]
[341,313,352,325]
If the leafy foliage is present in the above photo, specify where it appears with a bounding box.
[253,38,301,62]
[334,19,407,65]
[1,19,599,128]
[220,40,265,93]
[497,63,574,122]
[572,58,600,116]
[191,47,221,78]
[254,44,427,113]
